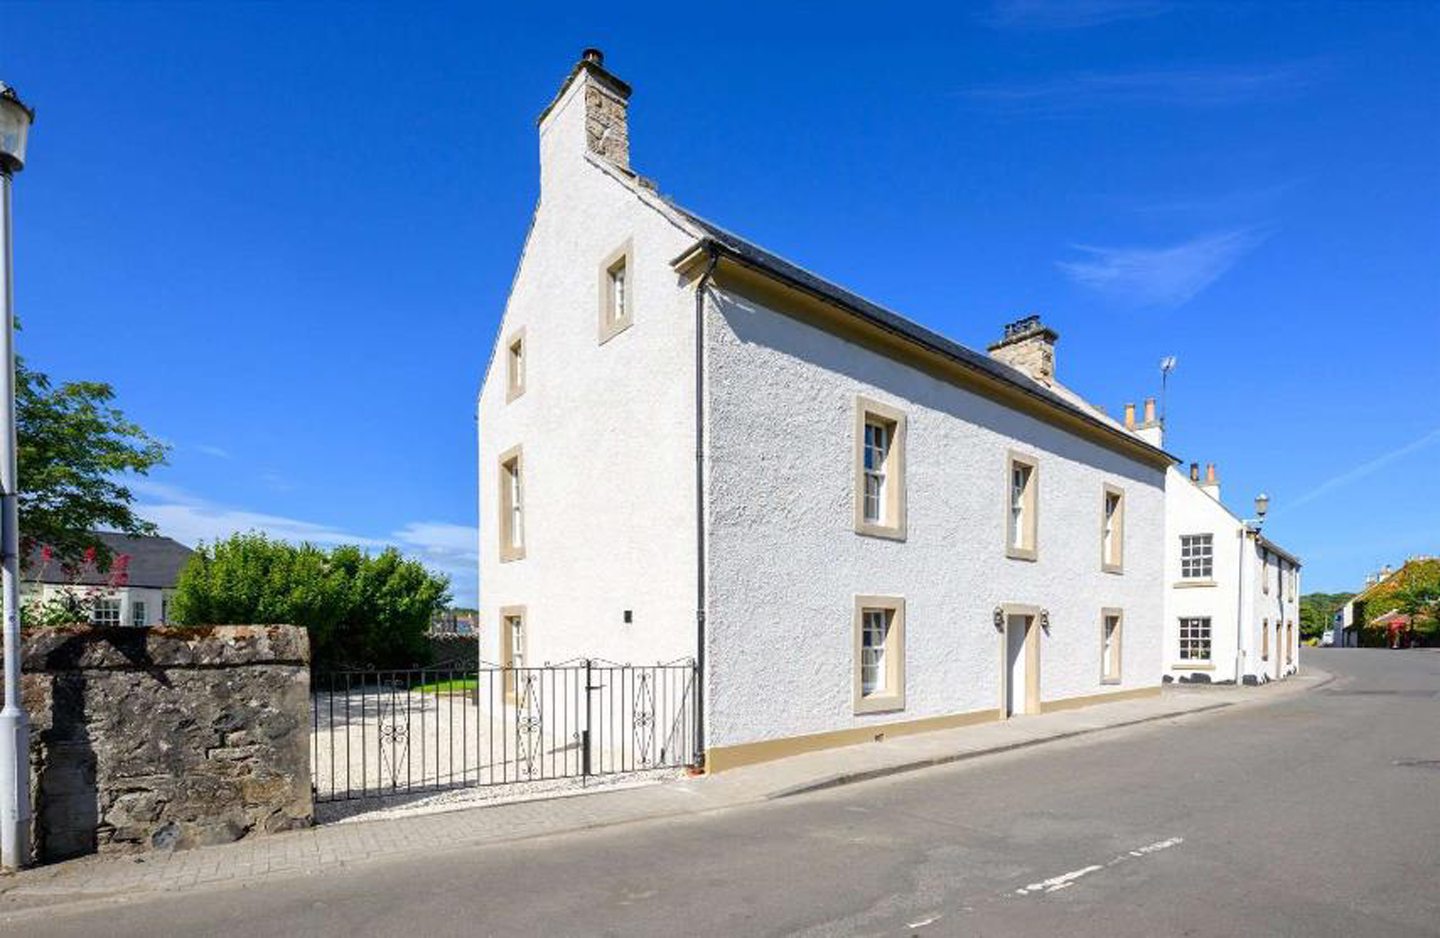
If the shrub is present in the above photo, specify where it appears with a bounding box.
[169,532,450,670]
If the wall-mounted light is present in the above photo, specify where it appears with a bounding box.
[993,606,1005,631]
[1039,609,1051,632]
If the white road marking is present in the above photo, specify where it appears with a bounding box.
[1016,864,1104,895]
[1014,836,1185,899]
[905,914,941,928]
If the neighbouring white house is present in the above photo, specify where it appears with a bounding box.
[1157,449,1302,685]
[478,50,1175,772]
[23,532,193,627]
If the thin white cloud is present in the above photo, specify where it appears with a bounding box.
[1281,428,1440,514]
[1057,228,1268,307]
[195,444,231,459]
[963,64,1318,114]
[133,483,478,605]
[983,0,1172,30]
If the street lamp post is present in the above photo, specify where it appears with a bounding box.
[0,80,34,871]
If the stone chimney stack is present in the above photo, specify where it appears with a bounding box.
[987,315,1058,385]
[537,48,633,192]
[1199,462,1220,502]
[1133,396,1163,448]
[1124,403,1137,429]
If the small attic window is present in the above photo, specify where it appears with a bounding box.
[506,328,526,402]
[598,241,633,344]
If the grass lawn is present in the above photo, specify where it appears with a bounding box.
[411,678,479,694]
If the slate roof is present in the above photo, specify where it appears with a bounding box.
[27,533,193,588]
[669,205,1171,466]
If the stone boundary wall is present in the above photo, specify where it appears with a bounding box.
[427,633,480,669]
[5,625,312,865]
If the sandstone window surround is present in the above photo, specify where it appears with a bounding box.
[501,604,527,703]
[598,240,633,344]
[853,595,905,715]
[1101,608,1123,684]
[1101,484,1124,574]
[1006,450,1039,561]
[506,327,526,402]
[499,445,526,563]
[853,396,907,540]
[1263,548,1271,594]
[1262,617,1270,661]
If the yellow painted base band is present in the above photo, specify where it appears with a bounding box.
[705,708,1002,774]
[706,685,1164,773]
[1038,684,1162,714]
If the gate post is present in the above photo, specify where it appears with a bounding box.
[581,658,593,782]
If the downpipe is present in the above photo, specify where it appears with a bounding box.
[691,243,718,772]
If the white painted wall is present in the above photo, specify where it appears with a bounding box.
[702,287,1167,749]
[1163,468,1244,683]
[22,583,175,626]
[477,68,701,670]
[1163,470,1302,683]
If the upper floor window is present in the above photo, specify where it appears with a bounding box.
[1180,534,1213,580]
[1101,485,1124,574]
[598,241,634,344]
[499,445,525,562]
[1006,452,1038,561]
[1262,549,1271,593]
[506,329,526,402]
[853,397,907,539]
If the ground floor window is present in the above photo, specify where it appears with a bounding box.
[1262,618,1270,660]
[853,596,905,714]
[92,599,121,627]
[1286,621,1294,664]
[1179,617,1211,662]
[1101,610,1122,683]
[131,600,148,627]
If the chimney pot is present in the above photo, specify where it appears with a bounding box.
[1206,463,1217,484]
[1124,403,1136,429]
[1190,462,1200,482]
[1143,398,1157,424]
[987,315,1058,385]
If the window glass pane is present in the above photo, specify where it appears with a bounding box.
[861,609,889,695]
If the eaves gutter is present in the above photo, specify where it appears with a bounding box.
[673,238,1177,472]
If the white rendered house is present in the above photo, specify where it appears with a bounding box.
[1160,458,1302,684]
[22,532,192,627]
[478,50,1175,771]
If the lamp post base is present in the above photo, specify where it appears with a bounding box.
[0,704,31,870]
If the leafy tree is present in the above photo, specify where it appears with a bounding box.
[1299,592,1354,640]
[169,532,451,669]
[18,357,168,569]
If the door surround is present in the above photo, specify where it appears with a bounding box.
[998,602,1042,717]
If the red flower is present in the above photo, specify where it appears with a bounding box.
[40,545,53,562]
[83,546,97,566]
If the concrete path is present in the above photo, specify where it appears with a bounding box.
[0,671,1324,915]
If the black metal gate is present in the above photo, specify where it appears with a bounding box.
[310,660,698,803]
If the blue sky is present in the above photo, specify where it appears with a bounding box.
[4,1,1437,602]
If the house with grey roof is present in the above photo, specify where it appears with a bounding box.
[478,50,1174,772]
[23,532,193,627]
